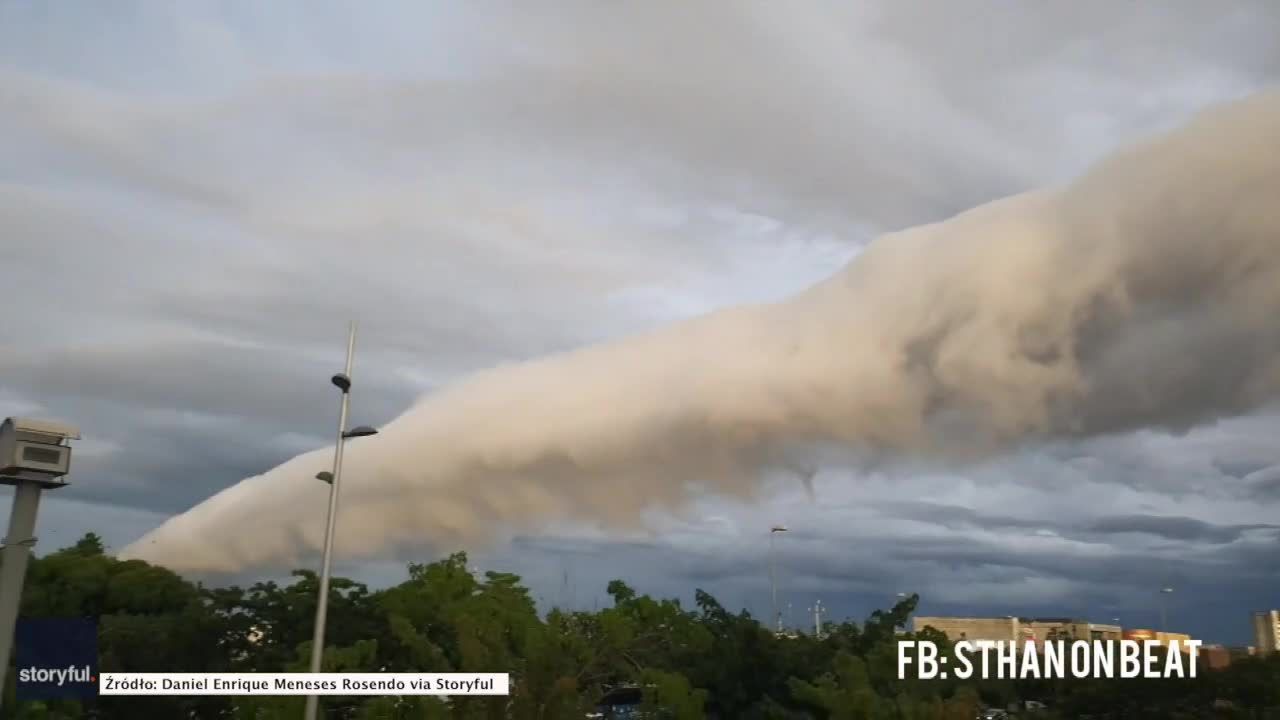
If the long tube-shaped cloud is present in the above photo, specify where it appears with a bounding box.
[121,91,1280,573]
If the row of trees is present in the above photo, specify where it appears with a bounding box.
[3,534,1279,719]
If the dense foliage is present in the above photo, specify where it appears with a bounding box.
[2,534,1279,719]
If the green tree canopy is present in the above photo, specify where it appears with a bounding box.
[3,532,1277,720]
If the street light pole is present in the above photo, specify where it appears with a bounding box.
[769,526,787,633]
[1159,587,1174,633]
[304,322,357,720]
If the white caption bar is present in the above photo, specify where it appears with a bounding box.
[99,673,509,695]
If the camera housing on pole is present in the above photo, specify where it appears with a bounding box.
[0,416,80,712]
[0,417,80,487]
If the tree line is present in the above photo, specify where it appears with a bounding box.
[2,533,1278,719]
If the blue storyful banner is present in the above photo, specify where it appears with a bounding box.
[14,617,99,701]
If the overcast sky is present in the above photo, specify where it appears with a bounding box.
[2,2,1279,645]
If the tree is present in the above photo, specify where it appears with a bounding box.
[789,652,887,720]
[71,534,105,556]
[642,669,708,720]
[941,686,981,720]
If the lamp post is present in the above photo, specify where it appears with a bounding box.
[0,418,79,712]
[1159,587,1174,633]
[304,323,379,720]
[769,525,788,633]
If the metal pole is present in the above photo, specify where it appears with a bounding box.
[0,481,44,709]
[769,531,778,633]
[304,322,356,720]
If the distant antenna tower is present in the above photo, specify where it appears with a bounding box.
[810,600,827,638]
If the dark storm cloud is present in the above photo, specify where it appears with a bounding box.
[510,536,666,558]
[872,501,1050,533]
[0,340,406,425]
[585,519,1280,640]
[68,417,319,513]
[1213,458,1272,479]
[875,501,1279,546]
[1084,515,1279,544]
[1244,466,1280,500]
[882,535,1280,590]
[0,340,415,515]
[481,522,1278,642]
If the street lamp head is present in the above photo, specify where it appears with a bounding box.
[342,426,378,439]
[315,472,334,484]
[331,373,352,393]
[1161,587,1174,594]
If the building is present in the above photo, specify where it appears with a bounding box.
[1252,610,1279,655]
[1123,628,1197,652]
[1023,618,1123,644]
[1088,623,1124,641]
[913,616,1125,648]
[912,616,1020,644]
[1158,631,1194,649]
[1201,645,1232,670]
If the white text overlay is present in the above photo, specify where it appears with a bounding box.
[898,640,1202,680]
